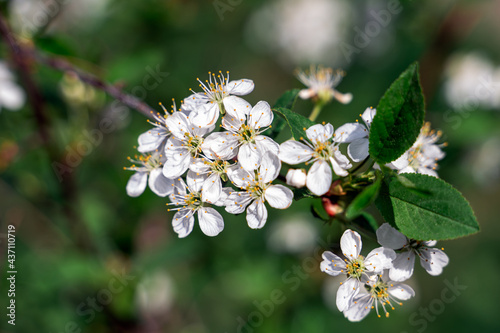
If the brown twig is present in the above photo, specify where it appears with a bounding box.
[33,51,157,119]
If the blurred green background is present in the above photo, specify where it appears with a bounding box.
[1,0,499,332]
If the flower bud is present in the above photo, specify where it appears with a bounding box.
[286,168,307,188]
[321,197,343,217]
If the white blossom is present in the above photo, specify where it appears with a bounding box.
[0,61,25,112]
[187,71,254,127]
[343,272,415,321]
[285,168,307,188]
[225,151,293,229]
[335,107,376,162]
[389,122,446,177]
[162,112,214,179]
[125,151,174,197]
[376,223,449,281]
[296,65,352,103]
[320,229,396,312]
[167,171,227,238]
[279,123,352,196]
[204,100,279,171]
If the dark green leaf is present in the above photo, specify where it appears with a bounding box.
[311,204,330,222]
[273,89,301,109]
[345,177,382,219]
[351,212,379,235]
[293,187,314,201]
[273,107,315,141]
[265,89,301,139]
[369,62,425,163]
[375,174,479,240]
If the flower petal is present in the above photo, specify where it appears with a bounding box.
[138,128,168,153]
[202,173,222,204]
[172,209,194,238]
[306,160,332,196]
[278,141,313,165]
[148,168,173,197]
[238,142,261,171]
[259,150,281,183]
[340,229,362,259]
[190,103,219,128]
[197,207,224,236]
[329,155,349,177]
[255,135,279,157]
[336,278,360,312]
[126,172,148,197]
[223,95,251,119]
[226,79,254,96]
[264,185,293,209]
[320,251,347,276]
[347,139,370,163]
[204,132,239,160]
[306,123,334,143]
[361,107,376,127]
[186,170,206,193]
[246,199,268,229]
[389,251,415,282]
[343,293,372,322]
[334,123,367,143]
[162,153,191,179]
[419,247,449,276]
[226,164,254,189]
[365,247,397,273]
[0,83,25,110]
[388,283,415,301]
[376,223,408,250]
[225,191,252,214]
[249,101,273,129]
[165,112,191,139]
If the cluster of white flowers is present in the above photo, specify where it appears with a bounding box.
[321,225,448,321]
[122,68,455,321]
[125,69,448,239]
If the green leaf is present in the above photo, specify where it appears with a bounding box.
[375,174,479,240]
[266,89,301,139]
[345,177,382,219]
[311,204,330,222]
[293,187,314,201]
[273,107,315,141]
[369,62,425,164]
[273,89,301,109]
[351,212,379,235]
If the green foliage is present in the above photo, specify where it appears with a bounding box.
[345,176,382,219]
[369,62,425,164]
[375,174,479,240]
[273,107,315,141]
[266,89,301,139]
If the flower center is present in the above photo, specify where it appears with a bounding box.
[209,159,228,175]
[313,141,333,160]
[185,133,203,158]
[238,124,256,143]
[184,192,203,210]
[346,257,365,279]
[198,71,230,104]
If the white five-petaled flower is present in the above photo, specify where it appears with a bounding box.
[389,122,446,178]
[168,171,227,238]
[335,107,376,162]
[204,100,279,171]
[343,272,415,322]
[320,229,396,312]
[0,60,25,112]
[376,223,449,281]
[188,71,255,127]
[225,151,293,229]
[125,151,174,197]
[162,112,214,179]
[279,123,352,196]
[296,65,352,104]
